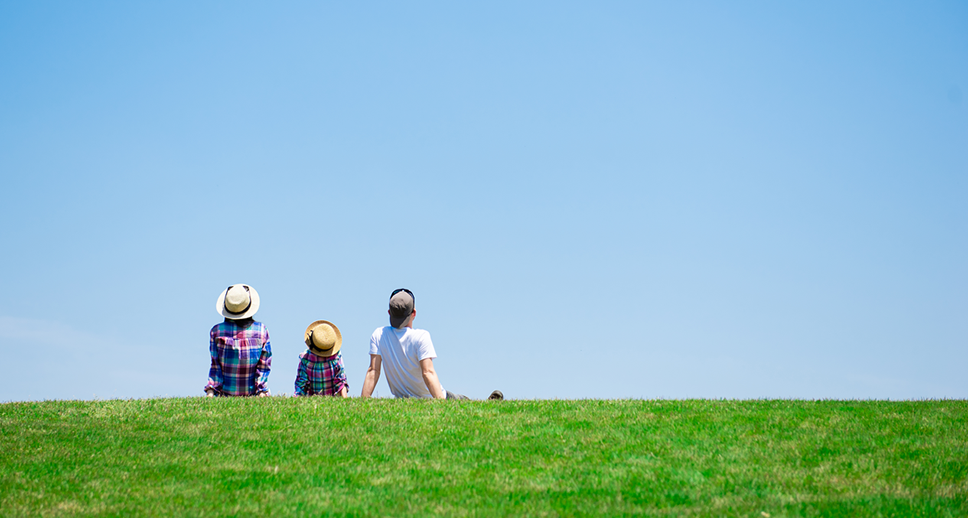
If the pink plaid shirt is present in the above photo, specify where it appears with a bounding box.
[294,351,348,396]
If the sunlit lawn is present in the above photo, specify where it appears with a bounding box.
[1,398,966,517]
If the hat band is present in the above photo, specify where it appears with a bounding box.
[224,285,252,316]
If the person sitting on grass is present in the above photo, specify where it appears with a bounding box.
[204,284,272,397]
[294,320,349,397]
[360,288,502,401]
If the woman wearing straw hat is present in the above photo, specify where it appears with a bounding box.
[204,284,273,397]
[293,320,349,397]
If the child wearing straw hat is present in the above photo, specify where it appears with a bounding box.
[204,284,273,397]
[294,320,349,397]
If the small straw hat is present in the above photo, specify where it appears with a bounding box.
[305,320,342,357]
[216,284,261,320]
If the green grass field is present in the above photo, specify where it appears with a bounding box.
[1,398,966,517]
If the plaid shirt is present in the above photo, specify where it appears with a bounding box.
[205,320,272,396]
[294,351,348,396]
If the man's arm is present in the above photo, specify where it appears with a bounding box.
[419,358,445,399]
[360,354,382,398]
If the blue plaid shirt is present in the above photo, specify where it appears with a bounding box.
[205,320,272,396]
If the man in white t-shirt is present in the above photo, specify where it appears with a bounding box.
[361,288,494,400]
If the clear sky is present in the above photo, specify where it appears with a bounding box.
[1,2,965,402]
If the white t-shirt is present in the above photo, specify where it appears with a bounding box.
[369,326,444,398]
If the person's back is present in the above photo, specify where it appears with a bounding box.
[205,284,272,397]
[361,288,495,400]
[361,288,453,399]
[294,320,349,397]
[370,325,437,398]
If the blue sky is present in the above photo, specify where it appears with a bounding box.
[1,1,965,401]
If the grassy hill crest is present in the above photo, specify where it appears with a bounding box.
[2,398,966,517]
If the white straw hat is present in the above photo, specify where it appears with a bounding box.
[216,284,261,319]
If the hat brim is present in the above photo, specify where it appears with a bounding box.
[216,284,261,320]
[389,313,411,328]
[305,320,342,357]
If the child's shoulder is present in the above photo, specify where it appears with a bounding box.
[300,350,342,363]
